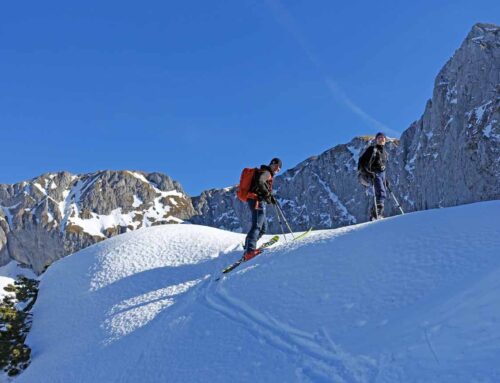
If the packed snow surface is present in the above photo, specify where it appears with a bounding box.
[18,201,500,382]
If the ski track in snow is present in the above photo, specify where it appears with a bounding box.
[204,283,377,383]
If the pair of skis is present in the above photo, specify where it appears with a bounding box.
[218,228,312,278]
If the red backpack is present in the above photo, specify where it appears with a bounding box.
[236,168,258,202]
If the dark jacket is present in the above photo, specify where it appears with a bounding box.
[358,145,388,174]
[251,165,274,201]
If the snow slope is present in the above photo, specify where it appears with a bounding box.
[18,201,500,382]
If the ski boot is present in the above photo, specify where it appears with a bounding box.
[243,248,262,262]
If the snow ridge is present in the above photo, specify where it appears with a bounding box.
[16,201,500,383]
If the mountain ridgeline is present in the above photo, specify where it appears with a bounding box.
[0,23,498,273]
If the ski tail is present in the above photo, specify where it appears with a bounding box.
[221,260,243,274]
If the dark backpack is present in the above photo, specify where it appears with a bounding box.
[357,146,377,187]
[357,170,373,187]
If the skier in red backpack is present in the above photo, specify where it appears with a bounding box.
[239,158,282,261]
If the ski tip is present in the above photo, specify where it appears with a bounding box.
[292,227,313,241]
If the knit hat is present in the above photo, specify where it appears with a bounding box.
[270,158,282,168]
[375,132,386,139]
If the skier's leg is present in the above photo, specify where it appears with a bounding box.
[245,199,263,252]
[370,180,378,220]
[374,172,387,218]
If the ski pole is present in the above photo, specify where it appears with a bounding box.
[275,199,296,239]
[272,202,288,242]
[264,183,293,240]
[386,184,405,215]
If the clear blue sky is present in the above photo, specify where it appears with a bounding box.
[1,1,498,195]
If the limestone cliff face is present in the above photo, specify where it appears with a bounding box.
[0,171,194,273]
[393,23,500,210]
[192,23,500,232]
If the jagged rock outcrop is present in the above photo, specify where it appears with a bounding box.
[0,171,194,273]
[192,23,500,232]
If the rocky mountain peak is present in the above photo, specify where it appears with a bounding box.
[0,170,194,273]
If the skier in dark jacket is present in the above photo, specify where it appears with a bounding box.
[243,158,282,261]
[358,132,388,220]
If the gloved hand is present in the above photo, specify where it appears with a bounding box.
[264,194,277,204]
[385,179,390,188]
